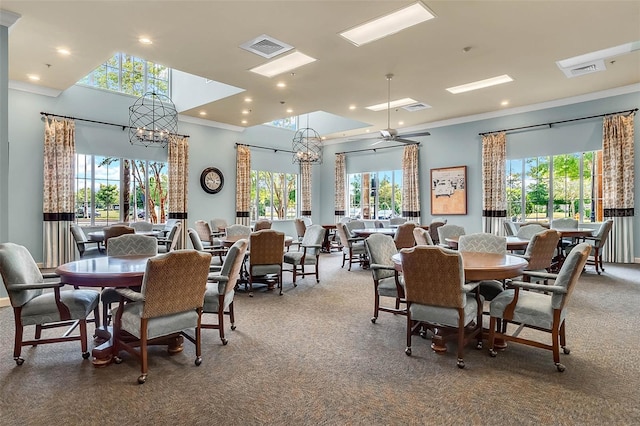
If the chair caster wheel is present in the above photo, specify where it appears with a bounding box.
[556,363,566,372]
[489,349,497,357]
[562,347,571,355]
[405,347,412,356]
[195,357,202,366]
[114,356,123,364]
[221,338,228,345]
[138,374,147,384]
[15,357,24,366]
[371,317,377,324]
[457,359,465,369]
[231,324,236,331]
[249,293,254,297]
[419,330,427,339]
[82,351,90,359]
[476,342,483,350]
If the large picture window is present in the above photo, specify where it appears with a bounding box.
[347,170,402,220]
[250,170,298,221]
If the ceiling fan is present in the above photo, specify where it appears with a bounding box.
[369,73,431,146]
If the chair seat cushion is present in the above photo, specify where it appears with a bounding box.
[21,289,100,326]
[343,242,366,255]
[377,276,404,298]
[251,265,281,276]
[409,294,480,328]
[116,301,199,340]
[283,251,317,265]
[478,280,504,301]
[490,289,566,330]
[202,283,234,312]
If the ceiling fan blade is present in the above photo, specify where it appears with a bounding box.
[400,131,431,138]
[394,138,420,145]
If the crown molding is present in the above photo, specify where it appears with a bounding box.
[0,9,21,29]
[9,80,62,97]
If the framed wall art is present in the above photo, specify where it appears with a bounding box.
[430,165,467,215]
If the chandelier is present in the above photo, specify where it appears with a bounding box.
[292,118,322,164]
[129,92,178,148]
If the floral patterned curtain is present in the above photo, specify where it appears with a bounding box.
[481,132,507,234]
[301,161,312,218]
[168,135,189,249]
[602,113,635,262]
[43,117,76,266]
[236,145,251,226]
[402,144,421,223]
[334,153,346,222]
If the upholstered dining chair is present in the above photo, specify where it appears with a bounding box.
[188,228,225,268]
[70,223,101,257]
[577,219,613,275]
[100,234,158,328]
[254,219,272,231]
[428,221,446,245]
[551,217,579,252]
[226,224,252,238]
[344,220,365,238]
[393,222,416,250]
[363,233,405,323]
[400,245,483,368]
[0,243,100,365]
[294,218,307,242]
[488,243,590,372]
[195,220,224,248]
[503,221,518,236]
[111,249,211,384]
[157,221,182,253]
[283,224,325,284]
[389,217,407,226]
[413,227,434,246]
[437,224,466,248]
[103,225,135,250]
[129,221,153,232]
[209,218,228,237]
[334,222,367,271]
[516,223,547,240]
[458,233,507,302]
[248,229,286,296]
[516,229,561,276]
[202,239,248,345]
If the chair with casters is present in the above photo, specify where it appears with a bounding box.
[458,233,507,302]
[202,239,248,345]
[111,249,212,384]
[226,224,252,238]
[401,245,483,368]
[194,220,225,259]
[0,243,100,365]
[188,228,224,271]
[160,218,180,238]
[248,229,286,296]
[516,229,561,277]
[70,223,101,257]
[334,222,367,271]
[503,220,518,236]
[364,234,405,323]
[389,217,407,226]
[576,219,613,275]
[344,220,365,238]
[283,224,325,284]
[103,225,135,251]
[254,219,272,231]
[129,221,153,232]
[551,218,579,253]
[516,223,547,240]
[100,234,159,328]
[394,222,416,250]
[413,227,434,246]
[437,224,466,248]
[488,243,591,372]
[210,218,228,237]
[428,221,446,245]
[157,221,182,253]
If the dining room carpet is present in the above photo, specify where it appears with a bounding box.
[0,251,638,425]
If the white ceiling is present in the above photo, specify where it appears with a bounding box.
[4,1,640,141]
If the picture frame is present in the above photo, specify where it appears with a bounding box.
[430,165,467,215]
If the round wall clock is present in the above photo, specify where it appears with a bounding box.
[200,167,224,194]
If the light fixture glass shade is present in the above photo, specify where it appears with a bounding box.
[129,92,178,148]
[292,127,322,164]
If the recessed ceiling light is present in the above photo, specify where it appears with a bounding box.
[244,97,252,102]
[241,120,248,124]
[242,110,250,115]
[349,105,356,110]
[27,74,40,81]
[276,82,286,88]
[286,108,293,113]
[557,40,640,69]
[446,74,513,94]
[366,98,417,112]
[339,2,436,47]
[366,129,371,133]
[57,48,70,56]
[501,100,509,106]
[249,51,316,78]
[139,37,153,45]
[398,121,404,126]
[199,111,207,116]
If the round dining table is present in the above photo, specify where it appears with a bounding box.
[352,228,396,238]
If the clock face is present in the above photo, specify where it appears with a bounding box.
[200,167,224,194]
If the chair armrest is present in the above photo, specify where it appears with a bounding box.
[302,244,322,250]
[115,288,145,302]
[41,271,60,279]
[208,274,229,284]
[6,281,64,291]
[462,281,480,292]
[508,280,567,294]
[369,263,395,271]
[522,270,558,280]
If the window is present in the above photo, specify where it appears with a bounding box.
[77,53,170,97]
[75,154,168,225]
[506,151,601,223]
[347,170,402,219]
[250,171,298,221]
[264,117,298,131]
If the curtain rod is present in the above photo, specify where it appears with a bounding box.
[336,143,418,155]
[478,108,638,136]
[235,142,295,154]
[40,111,190,138]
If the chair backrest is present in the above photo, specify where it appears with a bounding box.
[551,242,590,310]
[70,223,88,243]
[394,222,416,249]
[428,221,446,244]
[226,224,251,238]
[503,221,518,236]
[335,223,351,247]
[458,233,506,255]
[551,218,578,229]
[413,227,434,246]
[163,218,180,233]
[254,219,272,231]
[301,224,325,254]
[345,220,365,237]
[249,230,285,267]
[103,225,135,249]
[389,217,406,226]
[294,218,307,238]
[0,243,44,307]
[188,228,205,251]
[593,219,614,247]
[373,220,384,228]
[107,234,158,256]
[194,220,213,244]
[217,239,249,296]
[210,218,228,233]
[516,223,546,240]
[437,224,466,245]
[364,234,397,281]
[140,250,211,319]
[400,246,465,309]
[167,222,182,251]
[431,217,447,224]
[523,229,561,271]
[339,217,351,224]
[129,221,153,232]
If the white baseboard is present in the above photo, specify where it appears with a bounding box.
[0,297,10,308]
[635,257,640,264]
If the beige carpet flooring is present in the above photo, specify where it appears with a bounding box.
[1,251,639,425]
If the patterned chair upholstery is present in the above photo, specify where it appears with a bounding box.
[428,221,446,245]
[294,218,307,241]
[413,227,434,246]
[209,218,228,237]
[248,230,285,296]
[458,233,507,301]
[503,221,518,236]
[188,228,225,266]
[202,239,249,345]
[579,219,613,275]
[389,217,407,226]
[195,220,223,248]
[129,221,153,232]
[157,221,182,253]
[488,243,591,372]
[70,223,101,257]
[226,224,252,238]
[0,243,100,364]
[437,224,466,248]
[103,225,135,250]
[335,223,367,271]
[518,229,561,275]
[551,218,579,251]
[254,219,272,231]
[344,220,365,238]
[364,234,405,323]
[283,225,325,284]
[516,223,547,240]
[394,222,417,249]
[400,246,483,368]
[111,250,211,384]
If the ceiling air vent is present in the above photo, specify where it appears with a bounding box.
[558,59,606,78]
[240,34,293,59]
[402,102,432,112]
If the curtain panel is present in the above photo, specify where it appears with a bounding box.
[43,117,76,267]
[401,144,421,223]
[334,153,346,222]
[168,135,189,249]
[602,113,635,263]
[235,145,251,226]
[481,132,507,235]
[301,161,312,218]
